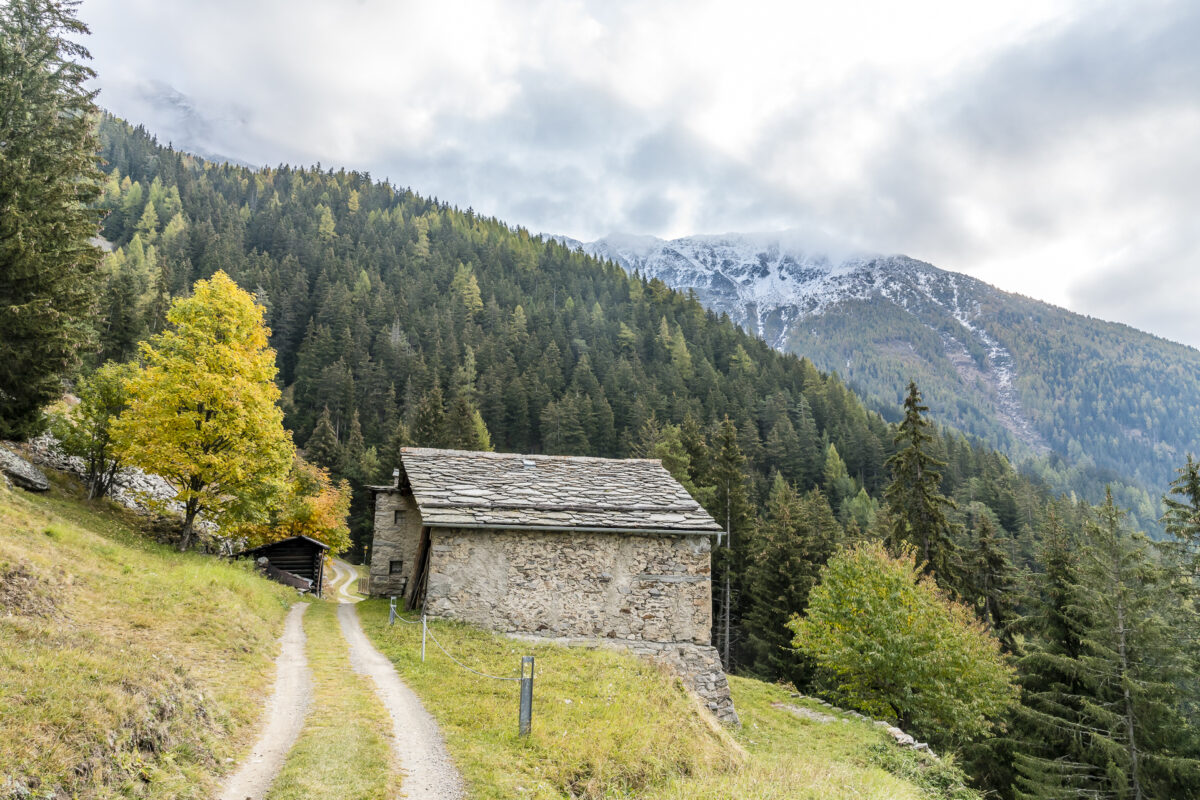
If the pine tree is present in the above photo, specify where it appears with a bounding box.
[339,409,366,478]
[1162,454,1200,581]
[710,416,753,670]
[0,0,104,439]
[1013,496,1200,799]
[884,381,960,589]
[744,475,841,686]
[541,394,589,455]
[446,394,493,451]
[821,442,856,511]
[305,406,342,470]
[380,419,410,473]
[409,383,448,448]
[963,506,1018,648]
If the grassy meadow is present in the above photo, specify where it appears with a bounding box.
[0,472,294,798]
[359,600,980,800]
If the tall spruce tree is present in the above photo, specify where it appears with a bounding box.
[744,475,841,686]
[884,381,960,589]
[710,416,753,670]
[1013,496,1200,799]
[305,406,341,470]
[964,506,1018,649]
[0,0,103,438]
[1162,454,1200,582]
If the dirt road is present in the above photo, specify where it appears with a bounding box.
[215,562,463,799]
[216,602,312,800]
[332,559,466,800]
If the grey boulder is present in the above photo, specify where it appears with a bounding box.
[0,447,50,492]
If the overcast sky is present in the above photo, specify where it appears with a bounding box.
[79,0,1200,348]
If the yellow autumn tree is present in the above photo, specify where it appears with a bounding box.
[231,455,352,554]
[113,271,294,550]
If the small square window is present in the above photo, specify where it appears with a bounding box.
[393,509,406,525]
[389,559,404,575]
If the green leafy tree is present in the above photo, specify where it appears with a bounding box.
[112,271,294,550]
[0,0,103,439]
[230,455,352,555]
[51,360,137,498]
[790,540,1016,747]
[885,381,960,588]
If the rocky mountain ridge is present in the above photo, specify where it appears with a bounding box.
[563,231,1200,513]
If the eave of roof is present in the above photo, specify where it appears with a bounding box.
[237,534,331,557]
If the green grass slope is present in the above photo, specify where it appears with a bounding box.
[0,471,294,799]
[359,600,980,800]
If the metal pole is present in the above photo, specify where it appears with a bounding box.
[519,656,534,737]
[421,614,427,662]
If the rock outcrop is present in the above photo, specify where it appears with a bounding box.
[0,447,49,492]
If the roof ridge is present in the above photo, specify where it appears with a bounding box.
[400,447,663,465]
[418,501,702,512]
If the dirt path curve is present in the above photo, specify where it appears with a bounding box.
[217,602,312,800]
[332,561,466,800]
[327,558,362,603]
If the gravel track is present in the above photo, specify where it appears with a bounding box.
[216,602,312,800]
[333,561,465,800]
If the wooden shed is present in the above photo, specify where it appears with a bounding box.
[238,535,329,597]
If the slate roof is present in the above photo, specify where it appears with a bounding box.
[395,447,722,535]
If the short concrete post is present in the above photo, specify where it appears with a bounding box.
[388,596,396,626]
[519,656,535,736]
[421,614,427,662]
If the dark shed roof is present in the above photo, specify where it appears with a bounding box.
[239,535,330,557]
[391,447,722,535]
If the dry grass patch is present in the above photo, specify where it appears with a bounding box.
[0,476,294,799]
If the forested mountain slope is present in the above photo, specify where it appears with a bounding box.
[92,116,1047,552]
[578,233,1200,512]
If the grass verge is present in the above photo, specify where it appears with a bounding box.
[266,601,399,800]
[359,599,980,800]
[0,473,294,799]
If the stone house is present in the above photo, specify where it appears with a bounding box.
[367,447,738,724]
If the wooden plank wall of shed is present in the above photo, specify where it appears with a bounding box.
[259,541,322,582]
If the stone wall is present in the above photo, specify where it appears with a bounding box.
[368,490,422,601]
[424,527,737,723]
[425,528,712,644]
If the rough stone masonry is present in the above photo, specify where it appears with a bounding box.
[368,448,739,725]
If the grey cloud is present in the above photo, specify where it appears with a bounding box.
[83,0,1200,346]
[944,1,1200,156]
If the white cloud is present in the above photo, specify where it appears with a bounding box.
[79,0,1200,347]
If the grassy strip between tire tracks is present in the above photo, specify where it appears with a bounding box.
[266,601,400,800]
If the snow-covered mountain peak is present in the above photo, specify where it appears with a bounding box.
[564,231,970,348]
